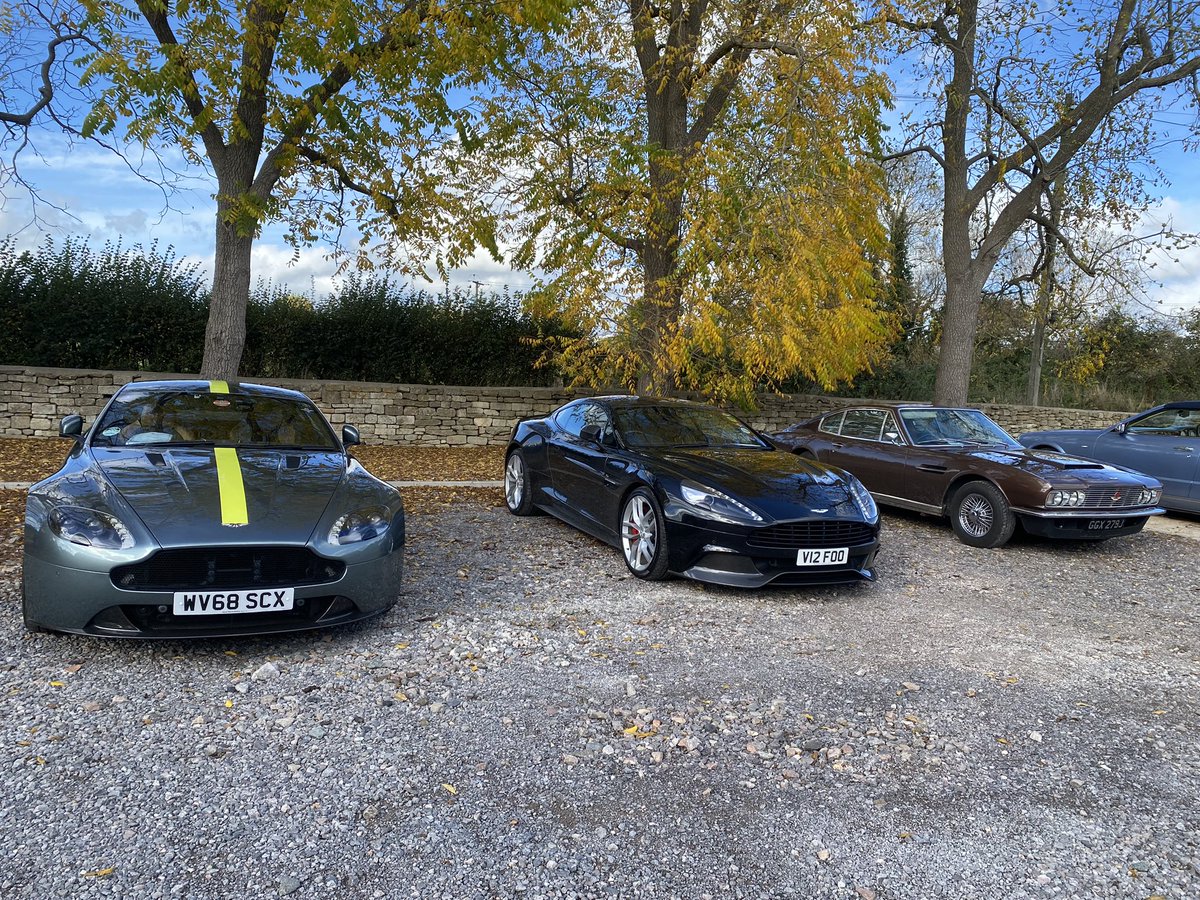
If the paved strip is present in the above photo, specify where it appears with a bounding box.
[387,480,502,488]
[1145,513,1200,540]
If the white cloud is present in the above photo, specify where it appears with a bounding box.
[1136,195,1200,319]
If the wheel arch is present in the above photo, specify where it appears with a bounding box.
[941,474,1009,514]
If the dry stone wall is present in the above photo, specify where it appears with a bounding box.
[0,365,1132,446]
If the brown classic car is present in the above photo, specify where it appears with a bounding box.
[771,405,1165,547]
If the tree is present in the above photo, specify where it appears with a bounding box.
[58,0,569,379]
[1,2,101,202]
[878,0,1200,405]
[478,0,892,400]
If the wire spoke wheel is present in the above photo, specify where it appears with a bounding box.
[957,493,994,538]
[949,480,1015,548]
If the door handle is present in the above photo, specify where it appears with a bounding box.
[1174,446,1194,452]
[831,442,845,448]
[917,464,948,473]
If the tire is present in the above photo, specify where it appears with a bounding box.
[619,488,671,580]
[503,448,537,516]
[948,481,1016,548]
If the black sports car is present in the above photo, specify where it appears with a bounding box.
[502,397,881,587]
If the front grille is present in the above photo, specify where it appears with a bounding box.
[746,520,876,550]
[112,547,345,591]
[1081,487,1153,509]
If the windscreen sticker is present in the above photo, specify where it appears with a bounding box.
[209,380,230,394]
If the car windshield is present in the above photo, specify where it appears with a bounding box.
[612,404,768,449]
[91,388,339,450]
[899,408,1020,448]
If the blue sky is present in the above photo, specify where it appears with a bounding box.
[2,38,1198,318]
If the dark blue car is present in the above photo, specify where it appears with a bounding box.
[1019,402,1200,513]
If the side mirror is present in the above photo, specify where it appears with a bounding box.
[341,424,361,447]
[1113,422,1127,435]
[883,431,903,445]
[59,414,84,440]
[580,423,603,444]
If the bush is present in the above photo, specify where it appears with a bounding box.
[0,237,208,372]
[0,238,574,386]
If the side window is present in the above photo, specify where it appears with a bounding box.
[840,409,887,441]
[819,411,846,436]
[580,402,613,443]
[555,403,588,437]
[557,401,612,441]
[1128,408,1198,434]
[880,411,903,444]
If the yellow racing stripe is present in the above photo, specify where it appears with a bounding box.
[209,379,230,394]
[214,447,249,526]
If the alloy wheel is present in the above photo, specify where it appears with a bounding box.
[504,454,524,510]
[621,494,658,572]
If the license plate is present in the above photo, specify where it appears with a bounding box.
[172,588,295,616]
[797,547,849,566]
[1086,519,1127,531]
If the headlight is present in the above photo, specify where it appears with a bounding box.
[848,477,877,520]
[48,506,135,550]
[1045,489,1086,508]
[328,506,391,545]
[1138,488,1161,506]
[679,482,763,524]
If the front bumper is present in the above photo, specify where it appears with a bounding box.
[664,510,880,588]
[1012,506,1163,541]
[22,546,403,638]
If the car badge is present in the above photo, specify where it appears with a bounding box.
[222,522,247,528]
[1111,490,1122,502]
[811,508,828,513]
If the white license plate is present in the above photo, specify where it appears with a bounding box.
[172,588,295,616]
[797,547,849,566]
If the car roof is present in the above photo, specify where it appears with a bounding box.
[823,404,981,414]
[114,380,312,403]
[1155,401,1200,410]
[570,396,720,409]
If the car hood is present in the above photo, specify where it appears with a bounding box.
[1019,428,1106,444]
[92,446,345,546]
[656,447,867,521]
[962,447,1151,484]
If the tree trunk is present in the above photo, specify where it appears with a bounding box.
[934,264,984,406]
[200,193,255,381]
[1026,171,1065,406]
[1026,306,1047,405]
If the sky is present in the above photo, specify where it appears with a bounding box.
[1,12,1198,320]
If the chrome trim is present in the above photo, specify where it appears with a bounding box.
[871,492,942,515]
[1012,506,1165,519]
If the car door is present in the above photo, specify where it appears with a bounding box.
[546,401,621,537]
[1090,408,1198,503]
[821,409,908,492]
[894,409,963,509]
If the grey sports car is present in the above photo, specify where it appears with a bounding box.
[22,380,405,637]
[1019,402,1200,513]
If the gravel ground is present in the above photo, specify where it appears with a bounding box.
[1,498,1198,899]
